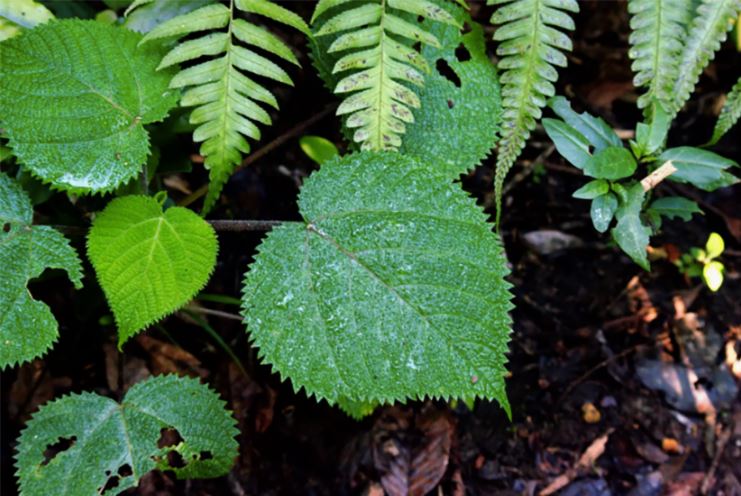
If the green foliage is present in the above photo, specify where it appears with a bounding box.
[542,118,591,170]
[136,0,309,214]
[87,195,218,346]
[710,76,741,145]
[660,146,739,191]
[648,196,702,222]
[671,0,741,117]
[300,135,340,165]
[675,232,726,291]
[633,101,671,157]
[398,3,502,178]
[612,184,651,270]
[123,0,213,33]
[0,20,178,194]
[242,152,513,411]
[312,0,502,178]
[0,173,83,368]
[584,147,637,180]
[628,0,690,113]
[488,0,579,223]
[572,180,609,200]
[0,0,53,40]
[15,375,238,495]
[590,192,619,233]
[549,97,622,151]
[312,0,462,152]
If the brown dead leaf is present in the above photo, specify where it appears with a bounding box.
[9,360,71,421]
[137,335,206,377]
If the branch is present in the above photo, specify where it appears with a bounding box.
[641,160,677,192]
[53,219,288,236]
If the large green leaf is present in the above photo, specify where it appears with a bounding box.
[15,374,238,496]
[87,195,218,345]
[242,152,513,411]
[0,173,83,368]
[660,146,739,191]
[0,20,178,194]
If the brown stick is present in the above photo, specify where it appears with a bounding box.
[53,219,289,236]
[641,160,677,192]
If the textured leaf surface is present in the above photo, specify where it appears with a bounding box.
[399,3,502,178]
[0,20,178,194]
[312,0,462,151]
[242,152,513,410]
[710,76,741,145]
[87,196,218,345]
[489,0,579,223]
[137,0,308,213]
[628,0,691,113]
[15,375,238,495]
[0,173,83,368]
[311,0,501,177]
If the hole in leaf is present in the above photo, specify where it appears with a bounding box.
[100,475,120,494]
[447,99,455,109]
[2,223,10,233]
[118,464,133,477]
[167,450,186,469]
[436,59,461,87]
[462,22,472,34]
[41,435,77,466]
[417,15,424,22]
[199,450,213,461]
[412,41,421,52]
[455,43,471,62]
[157,427,183,448]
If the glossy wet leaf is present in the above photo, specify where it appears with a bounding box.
[612,184,650,270]
[543,118,591,170]
[649,196,702,221]
[584,146,637,180]
[573,179,609,200]
[590,192,618,233]
[660,146,739,191]
[242,152,513,411]
[0,20,178,194]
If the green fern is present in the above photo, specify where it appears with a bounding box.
[488,0,579,224]
[670,0,741,117]
[136,0,309,214]
[710,76,741,145]
[312,0,463,151]
[628,0,691,113]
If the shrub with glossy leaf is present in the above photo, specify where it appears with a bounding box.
[15,375,238,496]
[242,152,513,411]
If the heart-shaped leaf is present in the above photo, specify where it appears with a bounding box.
[88,195,218,345]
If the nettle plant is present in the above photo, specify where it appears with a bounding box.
[0,0,738,493]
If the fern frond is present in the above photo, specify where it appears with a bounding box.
[709,76,741,145]
[628,0,691,113]
[488,0,579,225]
[670,0,741,117]
[312,0,462,151]
[138,0,308,214]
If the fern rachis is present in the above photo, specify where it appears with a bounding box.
[312,0,462,151]
[137,0,309,214]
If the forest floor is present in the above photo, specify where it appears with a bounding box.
[2,2,740,495]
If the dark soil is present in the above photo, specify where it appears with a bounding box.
[2,2,740,495]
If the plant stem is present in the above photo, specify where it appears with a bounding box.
[640,160,677,191]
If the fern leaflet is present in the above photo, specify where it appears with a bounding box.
[312,0,462,151]
[710,76,741,145]
[488,0,579,225]
[670,0,741,117]
[628,0,691,114]
[137,0,309,214]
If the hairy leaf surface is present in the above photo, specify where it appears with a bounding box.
[0,173,83,368]
[87,196,218,345]
[242,152,513,410]
[0,20,178,194]
[488,0,579,224]
[15,375,238,495]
